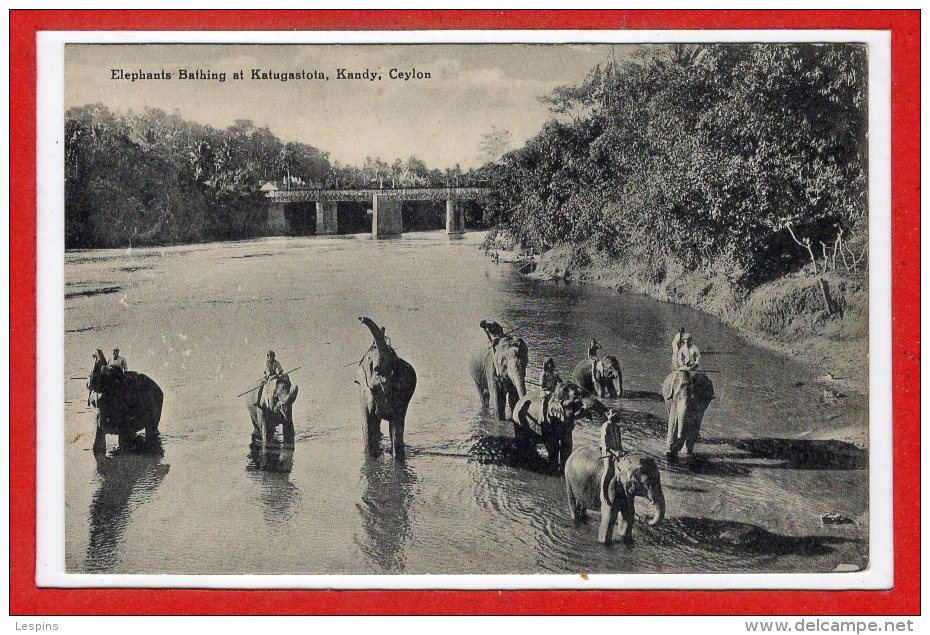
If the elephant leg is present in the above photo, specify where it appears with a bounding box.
[565,480,585,522]
[667,435,685,459]
[666,412,684,461]
[685,436,696,456]
[145,422,160,442]
[147,394,163,441]
[488,385,502,420]
[598,498,619,544]
[92,423,107,459]
[505,387,520,421]
[259,414,274,467]
[388,417,404,459]
[495,388,508,420]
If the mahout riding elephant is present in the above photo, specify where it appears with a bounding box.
[469,335,528,420]
[661,370,715,462]
[564,446,665,545]
[356,317,417,458]
[572,355,623,398]
[86,349,163,460]
[511,381,585,473]
[247,374,299,465]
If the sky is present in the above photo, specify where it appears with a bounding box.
[65,44,626,169]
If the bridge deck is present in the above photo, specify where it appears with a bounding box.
[266,186,490,203]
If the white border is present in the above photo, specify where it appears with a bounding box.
[36,29,893,590]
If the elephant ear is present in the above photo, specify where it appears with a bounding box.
[603,356,620,375]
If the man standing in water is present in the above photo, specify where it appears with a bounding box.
[588,338,602,375]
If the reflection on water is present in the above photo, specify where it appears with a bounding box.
[354,456,417,572]
[85,453,169,573]
[65,233,868,574]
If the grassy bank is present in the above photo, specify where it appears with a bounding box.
[528,244,868,401]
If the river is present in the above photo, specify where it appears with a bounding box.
[64,231,868,575]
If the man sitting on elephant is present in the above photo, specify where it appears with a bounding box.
[671,327,685,368]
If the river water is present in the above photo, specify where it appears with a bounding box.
[64,231,868,575]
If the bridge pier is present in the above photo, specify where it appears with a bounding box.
[372,195,403,239]
[446,199,466,238]
[315,201,338,235]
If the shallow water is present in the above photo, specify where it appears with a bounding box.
[64,231,868,575]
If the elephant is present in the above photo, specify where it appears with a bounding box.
[356,317,417,458]
[661,370,715,461]
[511,381,585,473]
[247,374,299,465]
[469,334,529,420]
[86,350,163,460]
[564,446,666,545]
[572,355,623,398]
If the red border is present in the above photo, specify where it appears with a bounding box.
[9,10,920,615]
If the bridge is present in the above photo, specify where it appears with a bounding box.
[264,186,491,238]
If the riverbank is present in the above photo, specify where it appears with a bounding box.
[491,243,869,447]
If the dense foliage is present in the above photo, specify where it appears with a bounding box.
[65,105,488,248]
[483,44,868,286]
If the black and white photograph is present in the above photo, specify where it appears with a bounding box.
[54,38,879,580]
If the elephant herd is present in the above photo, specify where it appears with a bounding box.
[85,316,715,546]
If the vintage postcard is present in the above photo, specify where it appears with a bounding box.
[30,26,897,593]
